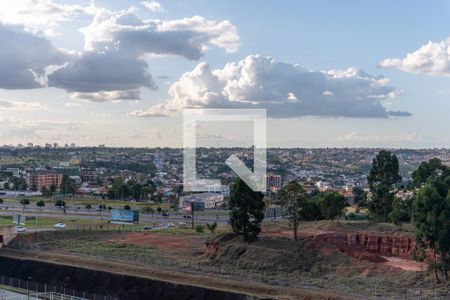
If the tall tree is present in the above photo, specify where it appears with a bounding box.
[352,186,367,207]
[389,197,411,229]
[19,198,30,213]
[279,181,308,241]
[412,176,450,282]
[316,191,347,222]
[229,178,265,242]
[60,175,76,195]
[367,150,402,222]
[411,158,449,188]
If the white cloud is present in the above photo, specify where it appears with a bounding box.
[48,10,239,101]
[0,100,46,111]
[127,103,167,117]
[0,0,98,35]
[64,102,81,107]
[323,90,334,96]
[141,1,163,12]
[379,38,450,76]
[287,92,298,102]
[70,90,141,102]
[129,54,408,118]
[129,128,161,139]
[337,131,433,142]
[0,117,83,141]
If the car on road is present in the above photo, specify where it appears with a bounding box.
[53,223,66,229]
[162,212,169,217]
[183,215,192,219]
[143,226,153,230]
[178,221,186,226]
[17,227,26,232]
[166,222,175,228]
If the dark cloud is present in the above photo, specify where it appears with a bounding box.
[0,23,69,89]
[387,110,413,117]
[49,51,156,93]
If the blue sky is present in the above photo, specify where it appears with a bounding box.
[0,0,449,147]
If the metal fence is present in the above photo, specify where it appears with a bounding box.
[0,276,117,300]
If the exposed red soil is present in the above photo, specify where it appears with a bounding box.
[109,232,203,252]
[262,225,427,272]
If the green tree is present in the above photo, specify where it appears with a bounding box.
[55,200,66,207]
[411,158,449,188]
[412,176,450,282]
[0,198,3,204]
[316,191,347,222]
[85,204,92,209]
[141,206,155,214]
[41,186,53,198]
[279,181,308,241]
[367,150,402,222]
[19,198,30,213]
[124,204,131,210]
[229,178,265,242]
[36,200,45,209]
[389,197,411,229]
[352,187,367,207]
[300,199,324,221]
[60,174,76,195]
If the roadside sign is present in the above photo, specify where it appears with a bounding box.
[13,213,25,226]
[110,209,139,225]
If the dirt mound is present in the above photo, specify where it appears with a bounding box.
[207,235,348,275]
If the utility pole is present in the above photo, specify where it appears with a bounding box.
[191,202,195,229]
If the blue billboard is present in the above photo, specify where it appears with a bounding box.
[110,209,139,224]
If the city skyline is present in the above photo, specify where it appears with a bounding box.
[0,0,450,148]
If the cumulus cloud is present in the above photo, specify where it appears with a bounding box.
[379,38,450,76]
[141,1,163,12]
[0,23,71,89]
[47,9,239,101]
[129,55,408,118]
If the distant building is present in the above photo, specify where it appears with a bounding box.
[45,143,52,148]
[27,143,33,148]
[179,193,225,210]
[80,168,98,182]
[6,168,20,177]
[53,143,58,148]
[54,166,80,177]
[205,184,230,197]
[28,170,63,191]
[265,174,281,192]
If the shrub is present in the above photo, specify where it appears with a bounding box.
[206,222,217,233]
[195,224,204,233]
